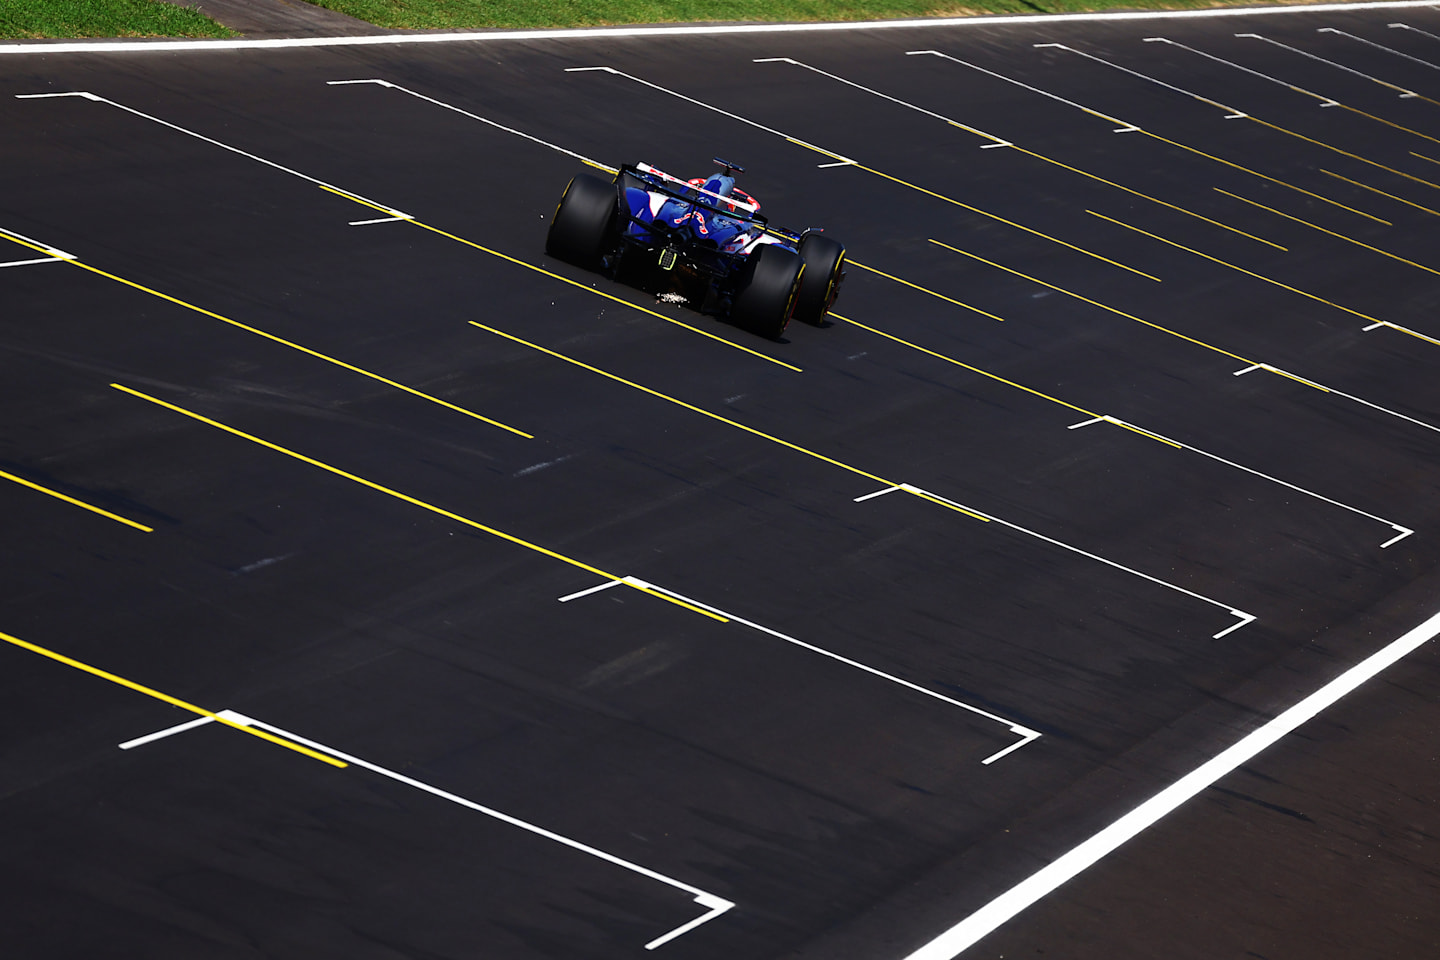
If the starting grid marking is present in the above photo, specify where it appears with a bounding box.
[9,17,1440,955]
[113,707,734,951]
[558,575,1043,765]
[13,86,1298,619]
[316,70,1423,547]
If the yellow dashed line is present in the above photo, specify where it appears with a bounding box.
[112,383,727,624]
[1216,189,1440,277]
[847,260,1006,320]
[469,321,892,486]
[928,238,1253,364]
[0,468,153,532]
[1009,146,1286,251]
[1320,169,1440,219]
[0,231,531,438]
[1087,210,1392,329]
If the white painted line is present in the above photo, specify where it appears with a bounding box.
[853,484,903,502]
[1376,319,1440,345]
[558,579,625,602]
[16,92,411,220]
[1212,612,1258,639]
[907,50,1133,133]
[578,576,1041,758]
[890,484,1255,639]
[1067,416,1105,429]
[192,711,734,949]
[817,159,857,168]
[752,56,1010,148]
[0,226,76,260]
[1261,365,1440,436]
[4,3,1438,56]
[1039,42,1246,117]
[899,606,1440,960]
[1256,364,1325,389]
[14,91,99,100]
[981,726,1043,765]
[1233,363,1263,376]
[1362,322,1386,331]
[1390,21,1440,44]
[1096,416,1411,548]
[348,215,409,225]
[329,78,618,173]
[1237,33,1420,97]
[568,65,857,167]
[1382,526,1416,548]
[0,256,63,269]
[1321,26,1440,69]
[118,714,215,749]
[1147,37,1337,106]
[645,893,733,951]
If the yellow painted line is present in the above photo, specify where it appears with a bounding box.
[847,260,1007,321]
[1411,151,1440,171]
[825,160,1162,283]
[111,383,727,624]
[903,487,992,522]
[1318,169,1440,219]
[469,321,895,487]
[314,188,801,374]
[1008,146,1287,252]
[927,239,1254,365]
[1263,365,1331,392]
[1336,103,1440,149]
[0,628,346,768]
[0,232,531,439]
[832,312,1097,417]
[1248,117,1440,194]
[1378,322,1440,347]
[1087,210,1391,329]
[1140,131,1391,225]
[0,468,153,532]
[948,120,1010,146]
[1109,419,1184,449]
[786,136,856,164]
[1216,188,1440,278]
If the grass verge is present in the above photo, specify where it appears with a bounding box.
[307,0,1348,31]
[0,0,235,39]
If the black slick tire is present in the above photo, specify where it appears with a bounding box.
[731,244,804,340]
[546,173,616,269]
[794,234,846,326]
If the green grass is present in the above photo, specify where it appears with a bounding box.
[0,0,235,39]
[308,0,1328,31]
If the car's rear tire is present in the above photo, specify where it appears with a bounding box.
[794,234,846,326]
[546,173,616,269]
[732,244,804,340]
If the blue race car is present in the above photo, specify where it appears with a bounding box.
[545,159,846,340]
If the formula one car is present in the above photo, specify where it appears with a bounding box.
[545,159,845,339]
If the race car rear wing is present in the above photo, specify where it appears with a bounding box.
[631,162,762,216]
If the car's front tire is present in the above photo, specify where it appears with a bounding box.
[546,173,616,270]
[732,244,804,340]
[794,234,846,326]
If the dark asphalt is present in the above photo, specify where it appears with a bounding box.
[1,7,1437,960]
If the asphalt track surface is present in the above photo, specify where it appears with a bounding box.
[2,7,1439,959]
